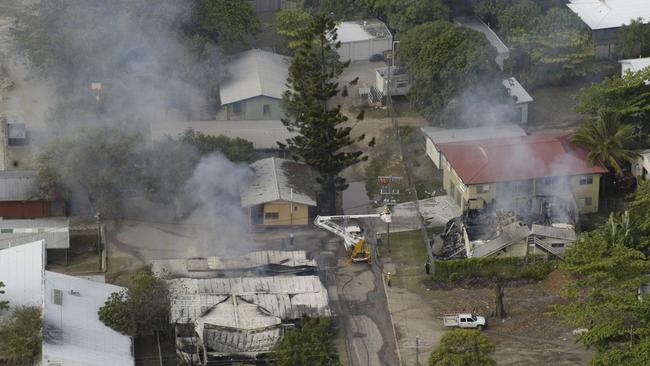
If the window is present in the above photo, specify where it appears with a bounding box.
[460,318,466,323]
[52,289,63,305]
[232,102,242,113]
[551,243,565,248]
[264,212,279,220]
[580,197,593,207]
[579,175,593,185]
[544,177,557,185]
[263,104,271,115]
[476,184,490,194]
[0,229,13,234]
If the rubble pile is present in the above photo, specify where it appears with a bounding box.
[438,217,466,258]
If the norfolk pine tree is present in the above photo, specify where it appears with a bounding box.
[280,13,366,214]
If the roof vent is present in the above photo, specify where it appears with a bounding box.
[69,289,80,296]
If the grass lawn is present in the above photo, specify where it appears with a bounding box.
[379,230,432,294]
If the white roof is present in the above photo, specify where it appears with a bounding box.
[567,0,650,30]
[530,224,578,241]
[421,124,527,145]
[0,241,134,366]
[43,271,134,366]
[503,77,534,104]
[0,170,39,201]
[151,120,298,150]
[455,16,508,54]
[219,49,290,105]
[240,157,318,208]
[337,20,391,43]
[619,57,650,73]
[0,240,44,309]
[0,217,70,250]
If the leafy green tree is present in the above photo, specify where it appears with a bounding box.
[556,228,650,365]
[575,67,650,129]
[98,266,170,337]
[428,329,496,366]
[179,128,256,162]
[0,306,42,365]
[618,19,650,59]
[626,180,650,254]
[280,13,366,214]
[363,0,449,32]
[504,7,595,87]
[274,317,340,366]
[399,20,505,124]
[496,0,541,39]
[193,0,260,47]
[275,9,313,51]
[0,281,8,311]
[35,125,146,218]
[570,112,638,176]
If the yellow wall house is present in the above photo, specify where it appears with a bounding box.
[435,133,608,215]
[240,157,319,228]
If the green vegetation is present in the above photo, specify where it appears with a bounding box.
[0,306,42,365]
[433,256,556,284]
[556,181,650,364]
[193,0,260,48]
[399,20,505,125]
[280,13,367,214]
[364,0,450,33]
[0,281,8,311]
[98,266,170,337]
[428,329,496,366]
[570,112,639,176]
[618,19,650,59]
[379,230,427,264]
[274,317,341,366]
[275,9,313,51]
[179,128,256,162]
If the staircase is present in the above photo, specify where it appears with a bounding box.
[528,236,564,259]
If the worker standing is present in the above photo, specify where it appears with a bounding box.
[376,232,382,246]
[386,272,392,287]
[289,232,294,246]
[425,260,431,275]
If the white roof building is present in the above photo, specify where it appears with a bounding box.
[567,0,650,30]
[0,217,70,250]
[619,57,650,76]
[336,20,392,62]
[219,49,290,105]
[502,77,534,104]
[240,157,318,208]
[455,16,509,69]
[151,120,298,150]
[0,241,134,366]
[0,170,39,201]
[631,149,650,180]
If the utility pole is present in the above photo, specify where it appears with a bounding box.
[416,336,420,366]
[378,176,402,253]
[94,212,102,271]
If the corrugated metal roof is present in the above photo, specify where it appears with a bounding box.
[421,124,526,145]
[437,133,608,184]
[150,120,298,150]
[219,49,290,105]
[503,77,534,104]
[619,57,650,73]
[0,217,70,250]
[455,16,509,54]
[168,276,330,325]
[0,240,44,309]
[471,222,530,257]
[531,224,577,241]
[0,170,40,201]
[567,0,650,30]
[240,157,318,208]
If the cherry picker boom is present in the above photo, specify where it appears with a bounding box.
[314,207,391,262]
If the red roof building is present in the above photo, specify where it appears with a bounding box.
[435,133,607,214]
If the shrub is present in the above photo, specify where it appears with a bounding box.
[433,255,556,283]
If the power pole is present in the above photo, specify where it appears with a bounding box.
[416,336,420,366]
[378,175,402,253]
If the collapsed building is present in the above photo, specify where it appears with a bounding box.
[159,251,330,364]
[428,132,606,259]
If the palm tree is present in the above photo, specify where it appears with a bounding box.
[570,112,639,176]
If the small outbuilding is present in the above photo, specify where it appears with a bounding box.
[336,20,392,62]
[455,16,509,70]
[619,57,650,76]
[631,149,650,180]
[502,77,534,124]
[0,217,70,261]
[240,157,319,227]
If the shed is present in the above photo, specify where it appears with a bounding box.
[0,218,70,262]
[240,157,318,227]
[216,49,290,121]
[421,124,527,169]
[502,77,534,124]
[0,170,50,219]
[631,149,650,180]
[336,20,392,62]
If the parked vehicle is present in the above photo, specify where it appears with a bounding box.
[441,313,486,330]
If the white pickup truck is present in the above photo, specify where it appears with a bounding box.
[441,313,486,330]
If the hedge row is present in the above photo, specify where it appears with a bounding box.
[433,255,556,283]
